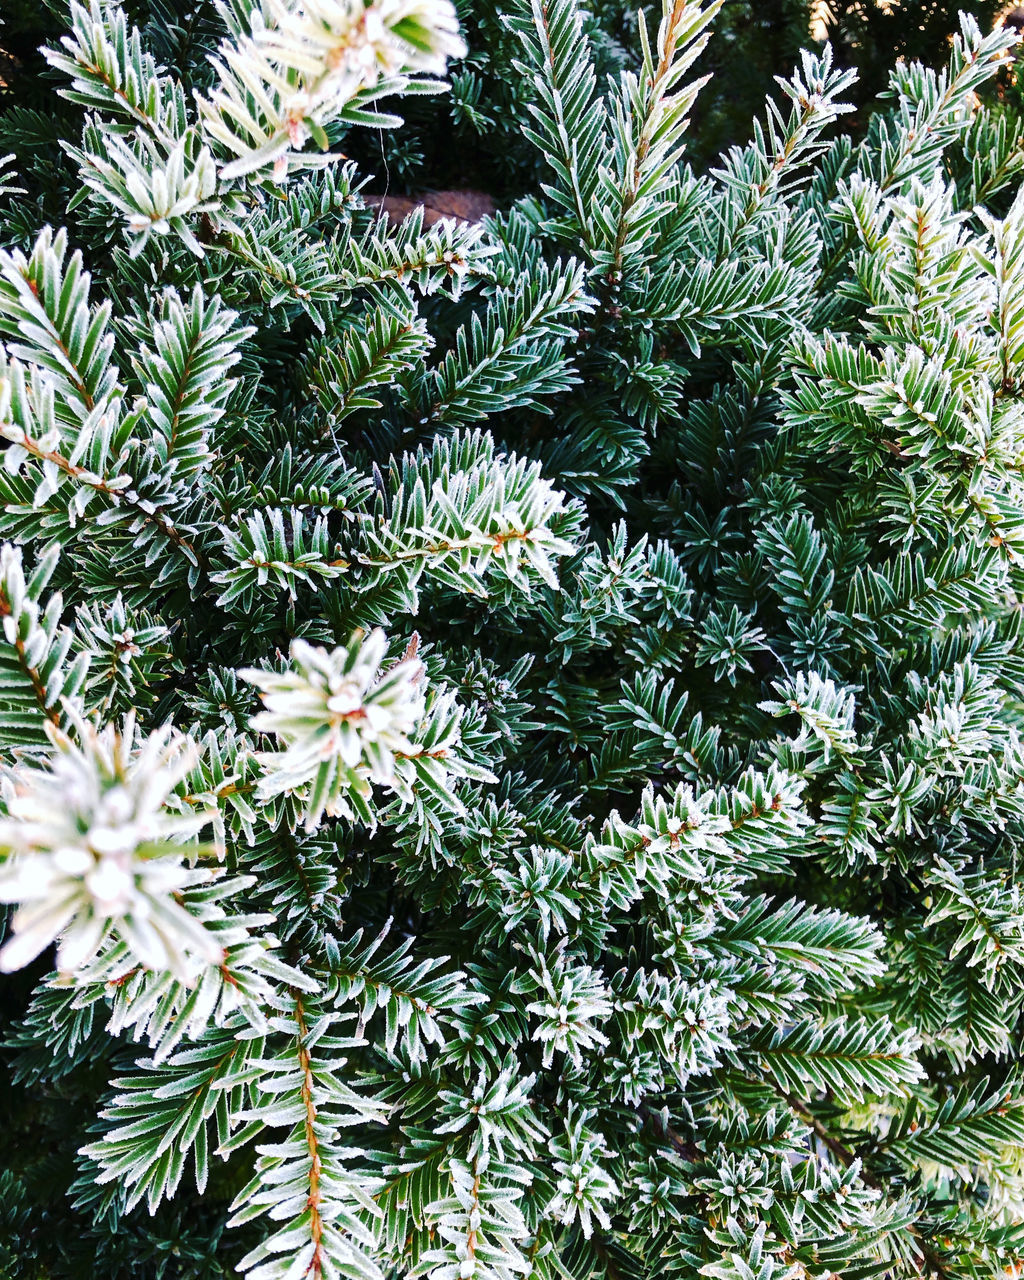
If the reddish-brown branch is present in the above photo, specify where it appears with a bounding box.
[295,996,326,1280]
[0,589,62,727]
[12,431,200,562]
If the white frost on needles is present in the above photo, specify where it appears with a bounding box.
[199,0,468,180]
[264,0,467,83]
[241,629,427,828]
[0,714,220,978]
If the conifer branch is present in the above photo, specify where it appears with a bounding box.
[294,994,328,1280]
[772,1084,957,1280]
[4,3,1024,1278]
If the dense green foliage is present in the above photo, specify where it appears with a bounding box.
[3,1,1024,1279]
[0,0,1009,204]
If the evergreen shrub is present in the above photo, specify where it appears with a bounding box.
[2,2,1024,1278]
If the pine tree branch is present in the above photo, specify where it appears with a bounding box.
[0,586,62,730]
[635,1096,959,1280]
[214,233,315,303]
[12,429,202,565]
[715,91,831,265]
[294,994,327,1280]
[769,1083,956,1280]
[606,0,699,280]
[529,0,597,248]
[816,26,1015,291]
[313,320,420,439]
